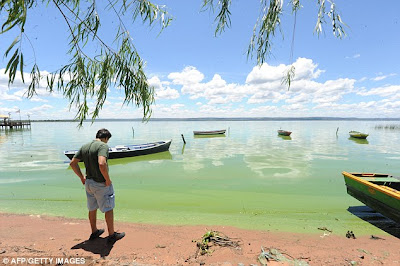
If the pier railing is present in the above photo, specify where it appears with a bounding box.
[0,119,31,129]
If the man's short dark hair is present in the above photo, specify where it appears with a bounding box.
[96,128,112,139]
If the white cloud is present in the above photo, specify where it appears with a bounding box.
[357,85,400,97]
[371,73,397,81]
[246,63,288,84]
[247,91,288,104]
[312,78,356,104]
[2,56,399,119]
[248,105,278,115]
[151,58,360,116]
[30,96,48,103]
[0,68,63,103]
[292,58,324,80]
[285,93,311,104]
[168,66,204,85]
[155,87,180,100]
[345,54,361,59]
[30,104,53,112]
[246,58,323,85]
[286,103,306,111]
[244,59,354,105]
[149,76,180,100]
[0,90,22,101]
[172,70,248,104]
[148,76,170,89]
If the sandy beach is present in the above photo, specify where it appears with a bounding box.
[0,213,399,265]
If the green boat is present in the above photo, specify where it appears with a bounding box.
[349,131,369,139]
[342,171,400,223]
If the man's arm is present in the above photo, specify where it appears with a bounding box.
[69,158,86,185]
[98,156,112,186]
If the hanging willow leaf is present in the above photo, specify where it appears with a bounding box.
[247,0,283,65]
[281,65,296,90]
[2,0,346,124]
[1,0,171,126]
[315,0,347,38]
[5,36,20,57]
[202,0,232,36]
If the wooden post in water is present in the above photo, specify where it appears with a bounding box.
[181,134,186,144]
[132,127,134,138]
[336,127,339,137]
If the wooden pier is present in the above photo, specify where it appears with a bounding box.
[0,119,31,129]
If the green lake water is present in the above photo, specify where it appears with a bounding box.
[1,120,400,236]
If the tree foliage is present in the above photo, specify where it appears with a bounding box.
[1,0,171,125]
[1,0,345,124]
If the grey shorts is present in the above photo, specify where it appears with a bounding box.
[85,178,115,213]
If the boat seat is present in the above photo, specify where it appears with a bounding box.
[362,177,400,183]
[115,145,129,151]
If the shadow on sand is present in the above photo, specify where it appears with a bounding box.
[71,237,116,258]
[347,206,400,238]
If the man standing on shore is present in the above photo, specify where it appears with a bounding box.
[69,128,125,243]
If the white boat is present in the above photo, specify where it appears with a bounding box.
[193,129,226,135]
[64,140,172,160]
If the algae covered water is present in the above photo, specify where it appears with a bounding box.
[1,120,399,235]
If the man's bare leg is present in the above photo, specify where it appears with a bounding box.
[105,209,114,235]
[104,209,125,242]
[89,210,98,233]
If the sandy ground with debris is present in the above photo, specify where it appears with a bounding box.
[0,213,399,265]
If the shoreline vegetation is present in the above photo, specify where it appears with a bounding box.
[29,117,400,122]
[375,124,400,130]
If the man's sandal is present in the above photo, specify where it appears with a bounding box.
[89,229,105,240]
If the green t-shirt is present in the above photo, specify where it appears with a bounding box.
[74,140,109,183]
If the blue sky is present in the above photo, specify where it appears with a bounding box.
[1,0,400,120]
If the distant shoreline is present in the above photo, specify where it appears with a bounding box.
[30,117,400,122]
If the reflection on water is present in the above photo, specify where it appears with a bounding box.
[193,134,226,139]
[108,151,172,165]
[0,134,7,145]
[181,144,186,155]
[349,137,369,144]
[2,120,400,234]
[64,151,173,168]
[278,135,292,140]
[0,128,31,146]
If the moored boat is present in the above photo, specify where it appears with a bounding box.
[277,130,292,136]
[193,129,226,135]
[342,171,400,223]
[64,140,172,160]
[349,131,368,139]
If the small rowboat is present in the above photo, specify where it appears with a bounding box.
[193,129,226,135]
[349,131,368,139]
[64,140,172,160]
[342,171,400,223]
[277,130,292,136]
